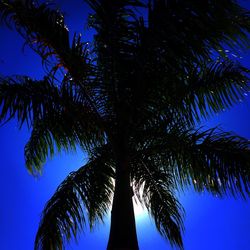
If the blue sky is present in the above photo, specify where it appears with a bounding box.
[1,1,250,250]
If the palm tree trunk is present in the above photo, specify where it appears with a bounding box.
[107,144,139,250]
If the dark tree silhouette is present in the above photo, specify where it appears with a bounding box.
[1,0,250,249]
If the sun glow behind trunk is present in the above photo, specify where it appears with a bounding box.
[132,183,147,220]
[133,200,146,218]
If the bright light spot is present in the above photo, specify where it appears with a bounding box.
[132,183,147,220]
[133,201,145,218]
[133,201,147,220]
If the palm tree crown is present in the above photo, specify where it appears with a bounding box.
[1,0,250,249]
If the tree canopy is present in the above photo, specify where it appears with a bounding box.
[1,0,250,249]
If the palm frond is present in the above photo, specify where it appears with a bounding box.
[0,76,105,174]
[132,158,184,249]
[35,155,114,250]
[148,0,250,61]
[191,129,250,197]
[167,60,250,123]
[0,0,115,123]
[134,0,250,124]
[25,117,55,174]
[0,0,90,79]
[0,76,60,127]
[135,126,250,198]
[24,105,105,175]
[24,113,81,174]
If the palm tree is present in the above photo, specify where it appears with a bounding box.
[1,0,250,249]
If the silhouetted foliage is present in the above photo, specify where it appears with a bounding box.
[1,0,250,249]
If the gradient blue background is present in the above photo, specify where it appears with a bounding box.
[1,1,250,249]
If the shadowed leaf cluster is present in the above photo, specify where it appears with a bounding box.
[1,0,250,249]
